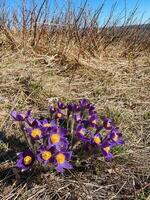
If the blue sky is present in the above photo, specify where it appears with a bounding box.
[5,0,150,24]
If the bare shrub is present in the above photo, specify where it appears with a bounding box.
[0,0,150,60]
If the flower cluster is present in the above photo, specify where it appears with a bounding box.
[11,98,125,173]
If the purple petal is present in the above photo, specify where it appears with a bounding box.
[56,164,64,173]
[62,161,73,170]
[63,151,72,160]
[11,111,17,119]
[11,111,24,121]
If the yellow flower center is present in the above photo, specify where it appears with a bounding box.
[43,123,51,127]
[94,136,101,144]
[113,133,118,142]
[24,155,32,165]
[50,133,60,144]
[31,128,42,138]
[41,151,52,161]
[79,129,85,135]
[104,146,110,153]
[56,153,65,164]
[106,122,111,128]
[57,113,62,118]
[92,119,97,124]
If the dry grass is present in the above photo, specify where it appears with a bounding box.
[0,47,150,199]
[0,0,150,199]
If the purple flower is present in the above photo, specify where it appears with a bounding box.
[79,98,90,109]
[55,109,64,119]
[103,117,114,130]
[91,132,102,146]
[16,149,35,171]
[48,127,68,150]
[37,145,54,165]
[26,126,45,140]
[11,110,28,121]
[58,100,66,109]
[76,124,90,142]
[42,119,56,130]
[101,141,113,160]
[108,128,125,146]
[54,151,73,173]
[67,102,77,112]
[89,114,98,127]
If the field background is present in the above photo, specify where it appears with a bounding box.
[0,0,150,199]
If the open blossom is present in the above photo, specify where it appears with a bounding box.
[89,114,99,128]
[108,128,125,146]
[90,132,102,146]
[54,151,73,173]
[16,149,35,171]
[48,127,68,150]
[103,117,114,130]
[100,128,125,160]
[26,126,45,140]
[76,124,90,142]
[101,141,113,160]
[55,109,64,119]
[37,145,55,165]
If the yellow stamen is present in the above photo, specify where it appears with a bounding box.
[79,129,85,135]
[24,155,32,165]
[107,122,111,128]
[56,153,65,164]
[31,129,42,138]
[104,146,110,153]
[113,133,118,142]
[57,113,62,118]
[50,133,60,144]
[94,137,101,144]
[92,119,97,124]
[43,123,51,127]
[41,151,52,161]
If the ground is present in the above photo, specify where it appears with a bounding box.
[0,47,150,199]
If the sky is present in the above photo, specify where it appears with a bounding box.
[4,0,150,25]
